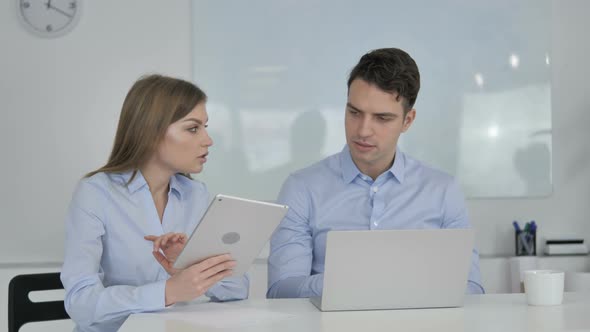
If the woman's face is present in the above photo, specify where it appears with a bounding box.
[154,102,213,174]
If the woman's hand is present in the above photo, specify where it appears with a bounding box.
[144,232,187,275]
[164,254,236,305]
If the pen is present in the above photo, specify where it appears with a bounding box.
[512,221,521,233]
[530,221,537,234]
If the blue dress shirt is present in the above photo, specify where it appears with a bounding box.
[267,146,484,298]
[61,171,249,332]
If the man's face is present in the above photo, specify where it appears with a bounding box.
[345,79,415,178]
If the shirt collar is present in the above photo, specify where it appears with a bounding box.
[168,174,183,198]
[124,170,147,194]
[341,145,361,184]
[340,145,406,184]
[121,170,183,198]
[390,149,406,184]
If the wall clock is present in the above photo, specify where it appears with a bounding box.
[17,0,82,38]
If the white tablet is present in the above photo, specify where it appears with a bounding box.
[173,194,288,275]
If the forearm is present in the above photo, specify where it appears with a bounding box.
[467,279,485,294]
[206,274,250,301]
[466,248,485,294]
[64,276,166,328]
[267,274,323,298]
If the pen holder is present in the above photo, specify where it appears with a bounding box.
[515,230,536,256]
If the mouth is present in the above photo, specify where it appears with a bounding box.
[198,152,209,162]
[352,140,376,151]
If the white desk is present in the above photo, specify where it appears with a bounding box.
[120,293,590,332]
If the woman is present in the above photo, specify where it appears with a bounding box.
[60,74,249,332]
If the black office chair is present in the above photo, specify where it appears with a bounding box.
[8,272,70,332]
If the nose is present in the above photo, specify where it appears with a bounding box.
[357,116,373,138]
[203,128,213,147]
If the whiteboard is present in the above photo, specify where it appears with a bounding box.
[191,0,552,200]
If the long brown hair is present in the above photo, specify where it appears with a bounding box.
[86,74,207,182]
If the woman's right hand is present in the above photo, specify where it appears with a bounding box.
[164,253,236,305]
[145,232,187,276]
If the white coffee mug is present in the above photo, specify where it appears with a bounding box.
[524,270,564,306]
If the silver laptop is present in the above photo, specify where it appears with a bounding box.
[310,228,474,311]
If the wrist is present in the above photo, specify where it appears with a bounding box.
[164,279,176,306]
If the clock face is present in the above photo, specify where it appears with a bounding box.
[18,0,81,38]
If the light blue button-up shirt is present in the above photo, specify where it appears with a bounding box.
[267,146,484,298]
[61,171,249,332]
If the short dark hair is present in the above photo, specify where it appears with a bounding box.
[347,48,420,114]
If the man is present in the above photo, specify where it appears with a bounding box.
[267,48,484,298]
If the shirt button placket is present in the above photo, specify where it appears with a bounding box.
[370,186,380,229]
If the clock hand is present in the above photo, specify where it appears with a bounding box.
[48,3,73,18]
[45,0,51,9]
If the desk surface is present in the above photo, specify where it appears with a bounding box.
[120,293,590,332]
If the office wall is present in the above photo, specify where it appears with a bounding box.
[0,0,192,263]
[0,1,588,263]
[469,0,590,256]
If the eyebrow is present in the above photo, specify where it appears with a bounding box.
[182,118,208,125]
[346,102,398,118]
